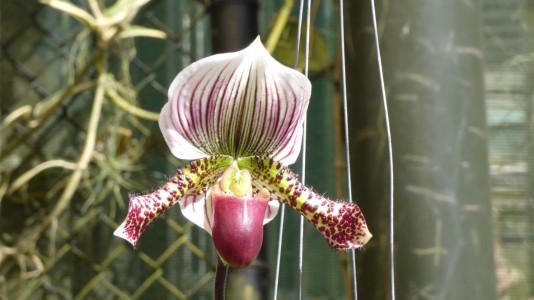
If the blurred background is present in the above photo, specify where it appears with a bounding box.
[0,0,532,299]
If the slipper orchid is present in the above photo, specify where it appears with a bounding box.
[114,37,371,268]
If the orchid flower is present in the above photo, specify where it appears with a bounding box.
[114,37,372,268]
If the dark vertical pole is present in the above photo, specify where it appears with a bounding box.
[345,1,391,299]
[209,1,268,299]
[347,0,497,299]
[210,0,259,53]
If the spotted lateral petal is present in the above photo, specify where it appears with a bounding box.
[239,157,372,250]
[114,156,233,246]
[159,37,311,165]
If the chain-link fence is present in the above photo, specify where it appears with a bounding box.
[0,1,219,298]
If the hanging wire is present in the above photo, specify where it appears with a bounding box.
[272,203,285,300]
[338,0,359,298]
[275,1,385,299]
[370,0,396,299]
[297,1,311,299]
[273,0,306,298]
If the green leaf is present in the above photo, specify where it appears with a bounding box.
[272,17,331,72]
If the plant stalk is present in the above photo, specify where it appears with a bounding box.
[18,48,109,252]
[214,257,229,300]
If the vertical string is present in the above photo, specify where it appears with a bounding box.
[297,1,311,299]
[338,0,359,299]
[370,0,396,299]
[273,0,306,298]
[272,205,285,300]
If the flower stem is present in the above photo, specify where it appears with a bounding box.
[214,257,229,300]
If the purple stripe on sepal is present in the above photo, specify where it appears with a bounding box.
[160,37,311,165]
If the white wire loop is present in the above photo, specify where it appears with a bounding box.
[370,0,396,298]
